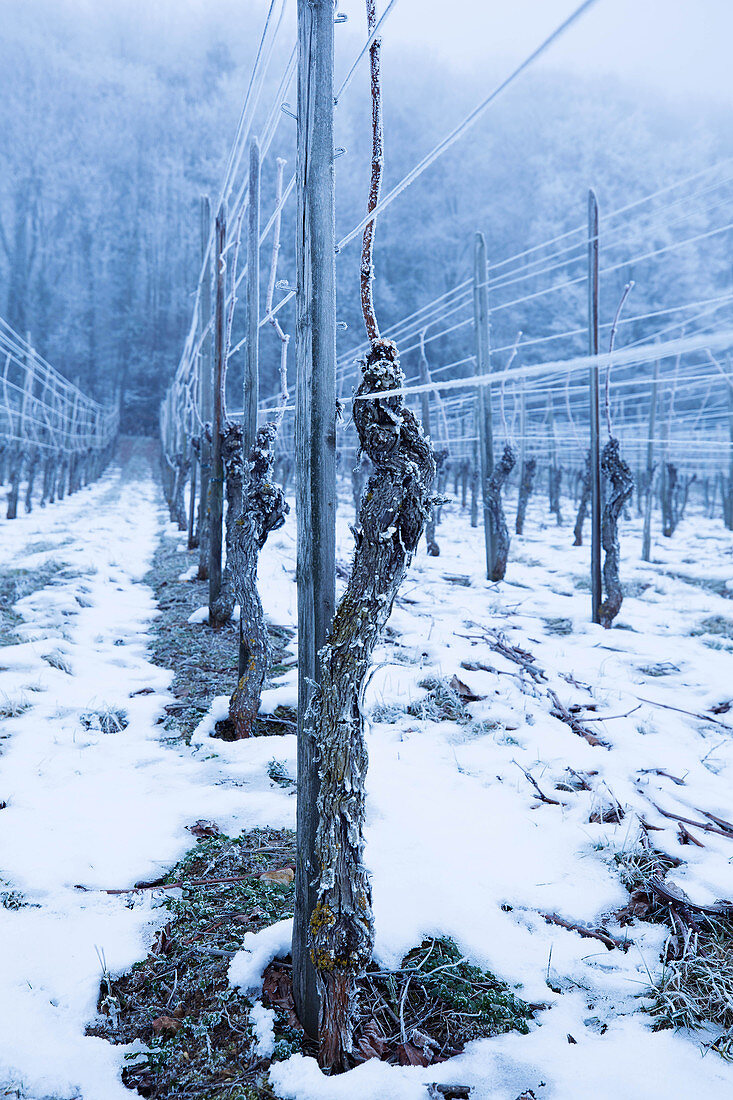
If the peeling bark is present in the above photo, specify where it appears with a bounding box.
[310,340,435,1071]
[228,422,289,737]
[515,456,536,536]
[599,437,634,629]
[573,451,591,546]
[486,444,515,581]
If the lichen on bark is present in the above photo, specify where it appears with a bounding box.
[309,339,436,1071]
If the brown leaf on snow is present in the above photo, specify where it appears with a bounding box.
[449,675,486,703]
[187,819,221,838]
[152,1014,183,1034]
[259,867,294,884]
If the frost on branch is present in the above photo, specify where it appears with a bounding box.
[309,339,436,1071]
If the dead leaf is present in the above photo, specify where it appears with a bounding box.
[187,819,220,838]
[449,674,486,703]
[151,922,173,956]
[397,1041,432,1066]
[152,1014,183,1034]
[259,867,294,885]
[353,1020,386,1062]
[262,961,303,1033]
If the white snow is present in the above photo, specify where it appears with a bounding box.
[2,453,733,1098]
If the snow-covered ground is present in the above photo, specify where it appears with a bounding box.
[1,444,733,1099]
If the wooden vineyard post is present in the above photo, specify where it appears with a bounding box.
[187,443,197,549]
[198,195,213,580]
[292,0,337,1040]
[641,360,658,561]
[473,231,495,578]
[587,189,602,624]
[244,136,260,460]
[208,205,226,622]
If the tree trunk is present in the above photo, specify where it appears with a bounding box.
[599,437,634,628]
[661,461,677,537]
[228,423,289,737]
[515,456,536,535]
[573,452,591,546]
[6,449,23,519]
[311,340,435,1071]
[486,444,515,581]
[24,449,37,512]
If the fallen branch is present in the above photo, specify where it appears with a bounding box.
[644,797,733,840]
[635,695,733,732]
[540,911,629,951]
[546,689,608,748]
[512,761,564,806]
[79,862,294,895]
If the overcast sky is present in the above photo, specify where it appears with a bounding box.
[333,0,733,104]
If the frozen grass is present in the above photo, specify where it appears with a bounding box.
[144,535,294,743]
[613,838,733,1055]
[90,828,298,1100]
[41,650,73,674]
[0,693,32,720]
[0,561,68,647]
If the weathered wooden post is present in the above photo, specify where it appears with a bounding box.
[292,0,337,1040]
[197,196,213,580]
[208,205,227,622]
[641,360,658,561]
[473,231,495,578]
[588,189,602,624]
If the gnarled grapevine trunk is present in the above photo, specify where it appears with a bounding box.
[660,461,677,537]
[599,437,634,628]
[6,449,23,519]
[470,443,479,528]
[310,340,435,1071]
[210,424,245,626]
[486,444,516,581]
[515,456,536,535]
[573,451,591,546]
[24,449,38,512]
[228,422,288,737]
[549,463,563,525]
